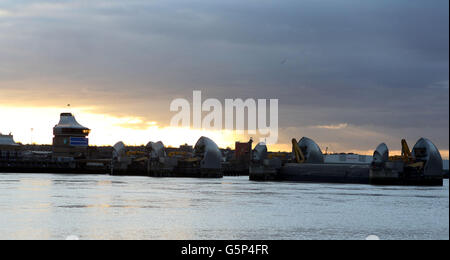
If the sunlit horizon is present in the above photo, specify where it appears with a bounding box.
[0,105,280,150]
[0,105,237,148]
[1,105,448,159]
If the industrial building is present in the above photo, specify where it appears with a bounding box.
[52,112,91,159]
[0,133,21,160]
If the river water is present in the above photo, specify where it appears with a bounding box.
[0,173,448,240]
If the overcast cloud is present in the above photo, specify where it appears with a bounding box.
[0,0,448,152]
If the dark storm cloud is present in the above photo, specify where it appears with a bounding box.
[0,0,448,150]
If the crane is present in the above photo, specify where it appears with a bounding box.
[292,138,306,164]
[389,139,414,163]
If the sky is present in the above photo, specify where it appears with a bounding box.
[0,0,448,157]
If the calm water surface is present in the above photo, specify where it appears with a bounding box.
[0,173,448,240]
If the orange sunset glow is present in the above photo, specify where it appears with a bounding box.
[1,105,448,158]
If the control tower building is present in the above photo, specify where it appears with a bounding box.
[52,113,91,159]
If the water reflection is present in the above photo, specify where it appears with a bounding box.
[0,173,448,240]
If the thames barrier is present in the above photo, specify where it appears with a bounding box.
[0,112,448,186]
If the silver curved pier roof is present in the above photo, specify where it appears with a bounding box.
[253,142,268,161]
[194,136,222,169]
[412,138,443,177]
[297,137,324,163]
[373,143,389,163]
[113,141,126,159]
[146,141,166,158]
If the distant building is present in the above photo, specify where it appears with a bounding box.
[179,144,194,153]
[0,133,18,146]
[52,113,91,159]
[235,140,253,161]
[324,153,373,165]
[0,133,21,160]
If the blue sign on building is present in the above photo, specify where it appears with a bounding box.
[70,137,89,146]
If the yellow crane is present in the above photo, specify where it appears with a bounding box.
[292,138,306,164]
[168,151,192,158]
[401,139,413,163]
[389,139,413,163]
[267,152,288,160]
[389,139,424,168]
